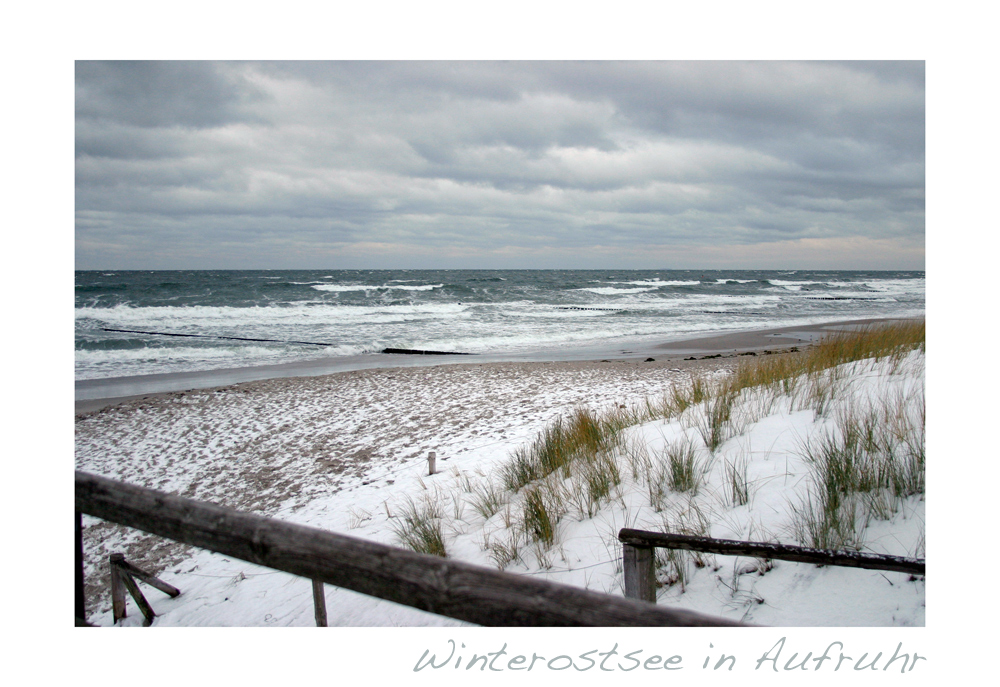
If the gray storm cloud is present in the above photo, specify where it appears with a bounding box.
[75,61,924,269]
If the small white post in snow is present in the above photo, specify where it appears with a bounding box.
[428,451,437,476]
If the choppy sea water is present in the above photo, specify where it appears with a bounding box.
[75,270,925,380]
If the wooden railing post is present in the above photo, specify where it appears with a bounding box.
[428,451,437,475]
[622,543,656,603]
[110,553,128,624]
[312,580,328,627]
[109,553,181,626]
[118,565,158,626]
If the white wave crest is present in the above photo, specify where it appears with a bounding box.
[310,283,445,293]
[605,280,702,287]
[577,287,659,295]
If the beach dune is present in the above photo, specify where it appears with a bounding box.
[75,318,922,625]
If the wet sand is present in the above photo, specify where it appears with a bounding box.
[75,317,913,414]
[653,317,919,354]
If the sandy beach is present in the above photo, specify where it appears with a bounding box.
[75,318,924,625]
[76,353,744,614]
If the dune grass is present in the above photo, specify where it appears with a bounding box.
[392,319,925,568]
[790,382,925,550]
[725,455,752,507]
[389,493,448,557]
[500,407,614,493]
[522,486,557,545]
[664,438,702,492]
[468,479,508,520]
[717,320,924,402]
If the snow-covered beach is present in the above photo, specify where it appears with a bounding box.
[75,319,924,627]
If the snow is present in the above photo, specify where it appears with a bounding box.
[76,349,925,629]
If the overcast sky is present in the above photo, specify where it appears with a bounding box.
[75,61,924,270]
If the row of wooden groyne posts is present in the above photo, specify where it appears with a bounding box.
[75,470,924,627]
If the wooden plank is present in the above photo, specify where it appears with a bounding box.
[622,544,656,603]
[618,529,924,576]
[115,559,181,597]
[76,471,745,627]
[312,579,328,627]
[109,554,128,624]
[119,570,157,626]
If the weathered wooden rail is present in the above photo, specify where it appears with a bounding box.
[618,528,925,603]
[75,471,744,627]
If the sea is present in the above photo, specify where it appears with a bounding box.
[75,270,925,381]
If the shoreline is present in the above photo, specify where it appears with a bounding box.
[75,316,918,415]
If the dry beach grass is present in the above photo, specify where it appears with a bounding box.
[400,321,925,578]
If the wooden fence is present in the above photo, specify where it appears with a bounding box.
[109,553,181,626]
[618,528,925,603]
[75,471,745,627]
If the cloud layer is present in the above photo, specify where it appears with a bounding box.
[75,61,924,269]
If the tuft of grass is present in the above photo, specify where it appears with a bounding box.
[501,407,614,492]
[690,376,708,405]
[658,374,712,419]
[664,439,701,492]
[389,494,448,557]
[582,451,622,507]
[500,503,515,528]
[791,488,868,552]
[695,391,739,453]
[347,507,372,529]
[798,370,842,418]
[622,438,652,482]
[454,468,475,493]
[643,462,669,513]
[862,489,900,521]
[450,490,466,521]
[487,528,525,569]
[522,486,557,546]
[725,456,752,507]
[469,479,508,521]
[664,383,692,416]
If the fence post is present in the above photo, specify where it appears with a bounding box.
[312,579,328,627]
[110,553,128,624]
[118,566,157,626]
[623,544,657,603]
[428,451,437,475]
[76,511,86,624]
